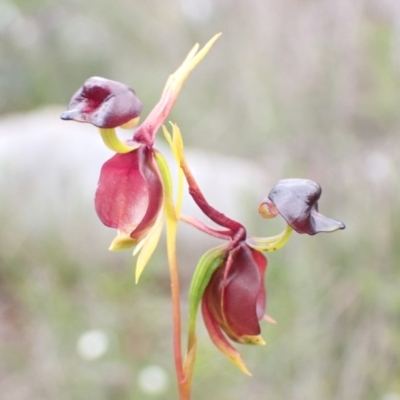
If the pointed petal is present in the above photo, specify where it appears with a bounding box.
[201,296,251,376]
[135,209,164,283]
[161,124,187,217]
[133,34,221,145]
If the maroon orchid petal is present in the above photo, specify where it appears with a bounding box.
[264,178,345,235]
[94,145,163,243]
[60,77,142,128]
[203,243,267,341]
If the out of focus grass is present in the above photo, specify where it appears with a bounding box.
[1,0,400,399]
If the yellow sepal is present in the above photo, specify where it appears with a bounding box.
[134,210,164,283]
[162,33,221,101]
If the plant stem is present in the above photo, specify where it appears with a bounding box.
[156,151,192,399]
[179,154,246,239]
[165,215,189,399]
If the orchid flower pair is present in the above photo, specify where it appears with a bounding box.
[60,34,344,399]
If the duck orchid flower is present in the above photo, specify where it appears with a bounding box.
[163,125,345,376]
[60,35,220,281]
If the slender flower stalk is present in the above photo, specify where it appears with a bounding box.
[154,152,186,397]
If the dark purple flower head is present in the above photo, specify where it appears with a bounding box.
[202,242,267,344]
[60,77,143,129]
[260,178,345,235]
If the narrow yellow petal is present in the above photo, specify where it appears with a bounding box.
[171,123,185,164]
[154,151,177,222]
[162,124,185,217]
[135,213,164,283]
[162,33,221,102]
[161,125,179,164]
[175,165,184,217]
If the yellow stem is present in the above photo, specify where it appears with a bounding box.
[155,151,190,399]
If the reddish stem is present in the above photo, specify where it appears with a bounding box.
[179,157,246,240]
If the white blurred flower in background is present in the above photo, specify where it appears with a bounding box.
[77,329,109,361]
[138,365,169,396]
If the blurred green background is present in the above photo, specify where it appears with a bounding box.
[1,0,400,399]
